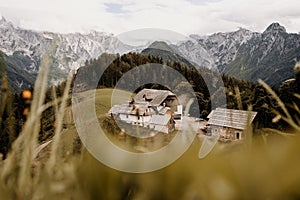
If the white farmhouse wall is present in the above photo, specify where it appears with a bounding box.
[119,114,151,125]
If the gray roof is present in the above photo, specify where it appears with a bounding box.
[158,106,171,115]
[109,104,132,115]
[109,102,157,116]
[109,89,176,116]
[207,108,257,130]
[149,115,171,126]
[134,89,175,106]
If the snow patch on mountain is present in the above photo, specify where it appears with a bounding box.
[175,28,258,71]
[0,17,135,81]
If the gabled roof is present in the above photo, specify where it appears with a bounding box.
[207,108,257,130]
[134,89,175,106]
[149,115,171,126]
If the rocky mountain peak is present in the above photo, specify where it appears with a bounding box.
[0,16,14,29]
[0,16,6,23]
[147,41,174,52]
[234,27,252,35]
[263,22,287,34]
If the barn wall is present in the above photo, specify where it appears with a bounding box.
[208,125,244,141]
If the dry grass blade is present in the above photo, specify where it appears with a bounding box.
[258,79,290,118]
[258,79,300,132]
[294,93,300,100]
[17,37,59,196]
[245,106,253,149]
[0,75,15,145]
[0,75,8,130]
[234,86,243,110]
[51,86,59,123]
[0,37,59,199]
[262,128,295,136]
[47,71,74,170]
[293,102,300,113]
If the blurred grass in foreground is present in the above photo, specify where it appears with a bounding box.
[1,63,300,199]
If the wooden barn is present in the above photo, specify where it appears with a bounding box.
[206,108,257,141]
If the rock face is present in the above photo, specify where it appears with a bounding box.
[176,28,258,71]
[223,23,300,85]
[0,17,134,85]
[171,23,300,85]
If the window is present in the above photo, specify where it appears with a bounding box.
[236,132,241,140]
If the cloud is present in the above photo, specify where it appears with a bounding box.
[0,0,299,35]
[209,0,300,32]
[117,28,188,46]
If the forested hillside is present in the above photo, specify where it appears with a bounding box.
[75,52,300,129]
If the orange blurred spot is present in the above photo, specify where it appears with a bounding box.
[23,107,29,116]
[22,90,32,100]
[54,120,58,128]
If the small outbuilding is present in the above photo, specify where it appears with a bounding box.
[206,108,257,141]
[149,114,175,134]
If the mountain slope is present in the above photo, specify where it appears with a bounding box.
[224,23,300,85]
[176,23,300,85]
[176,28,257,70]
[0,17,134,84]
[141,41,195,67]
[0,51,36,93]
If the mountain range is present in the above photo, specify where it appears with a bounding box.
[0,16,299,92]
[224,23,300,85]
[141,24,300,86]
[0,17,134,89]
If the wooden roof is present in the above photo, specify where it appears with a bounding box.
[134,89,175,107]
[207,108,257,130]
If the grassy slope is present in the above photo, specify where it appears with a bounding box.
[52,88,130,154]
[58,88,148,154]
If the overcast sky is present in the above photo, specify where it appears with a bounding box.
[0,0,299,36]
